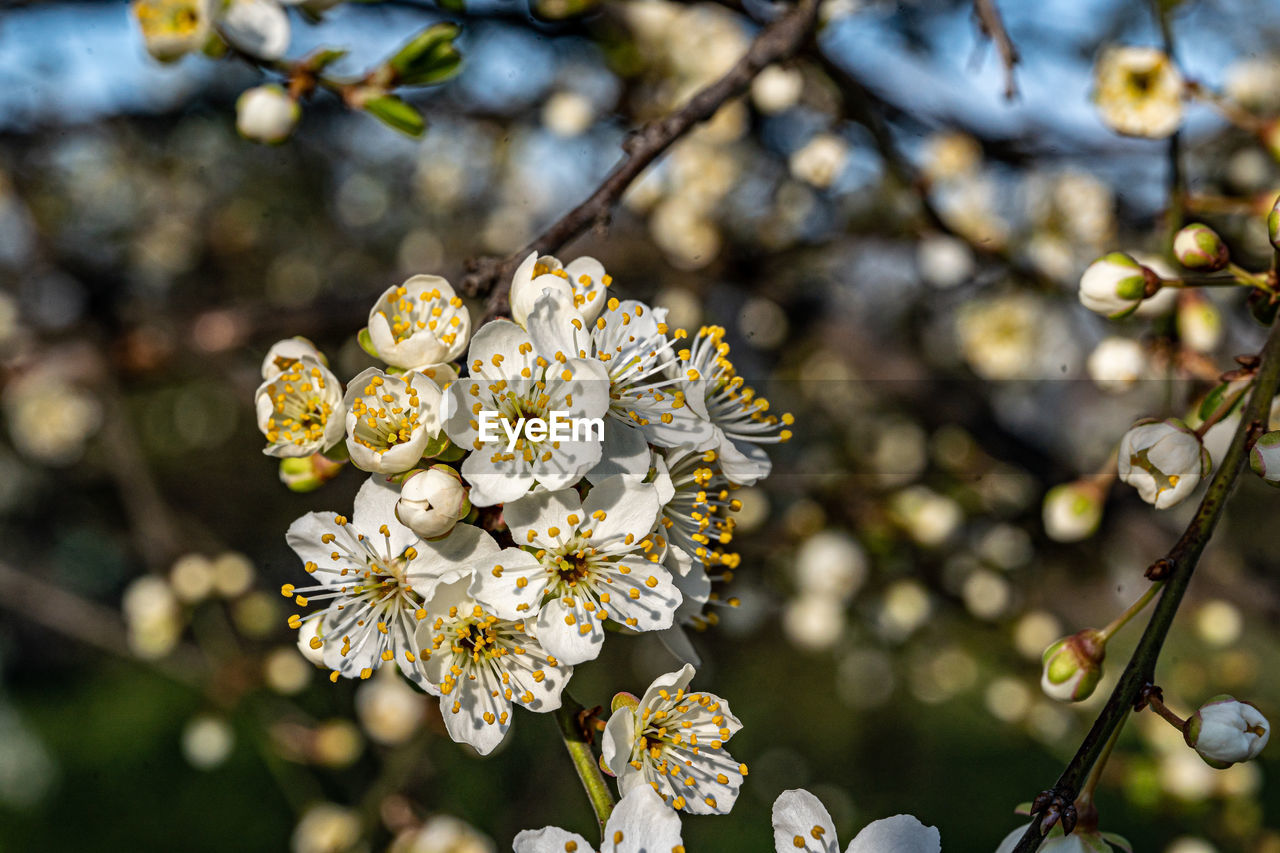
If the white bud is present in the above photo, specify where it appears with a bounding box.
[1250,431,1280,485]
[750,65,804,114]
[1093,45,1184,139]
[1177,292,1223,354]
[396,465,469,539]
[508,252,609,327]
[292,803,362,853]
[1173,223,1228,271]
[236,85,300,145]
[1079,252,1153,318]
[1042,481,1104,543]
[1118,418,1209,509]
[354,668,425,746]
[1086,336,1146,393]
[1185,696,1270,767]
[789,133,848,188]
[181,715,235,770]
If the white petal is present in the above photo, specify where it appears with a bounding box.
[602,785,684,853]
[716,432,773,485]
[599,557,681,632]
[221,0,291,60]
[513,828,596,853]
[503,488,583,549]
[658,625,701,667]
[536,596,606,665]
[587,416,653,483]
[466,548,548,620]
[600,709,636,777]
[285,511,345,571]
[844,815,941,853]
[460,450,534,506]
[352,476,419,558]
[405,523,502,598]
[772,789,839,853]
[582,475,661,545]
[638,664,696,710]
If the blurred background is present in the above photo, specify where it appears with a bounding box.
[3,0,1280,850]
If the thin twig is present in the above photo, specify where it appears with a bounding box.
[972,0,1019,100]
[1010,317,1280,852]
[554,695,615,833]
[459,0,821,319]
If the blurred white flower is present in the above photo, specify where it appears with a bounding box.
[602,664,745,815]
[1093,46,1184,138]
[132,0,213,61]
[794,530,867,601]
[354,667,425,745]
[772,788,940,853]
[292,803,362,853]
[752,65,804,114]
[917,235,975,289]
[169,553,215,603]
[1042,481,1105,543]
[1225,57,1280,112]
[1087,337,1146,393]
[789,133,848,189]
[391,815,495,853]
[542,91,596,137]
[123,575,183,659]
[181,715,234,769]
[220,0,296,61]
[1176,293,1223,354]
[514,787,680,853]
[236,84,300,144]
[783,595,845,651]
[2,368,102,466]
[1118,418,1209,508]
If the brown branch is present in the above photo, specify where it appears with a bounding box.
[459,0,821,319]
[973,0,1020,100]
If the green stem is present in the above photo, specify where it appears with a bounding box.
[555,695,615,833]
[1098,583,1162,641]
[1227,262,1274,292]
[1011,317,1280,853]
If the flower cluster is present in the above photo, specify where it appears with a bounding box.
[265,252,791,766]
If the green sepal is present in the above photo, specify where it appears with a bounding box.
[363,95,426,137]
[418,431,453,460]
[434,440,466,463]
[357,327,379,358]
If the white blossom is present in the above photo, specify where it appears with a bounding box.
[1042,481,1105,543]
[602,664,744,815]
[132,0,213,61]
[469,475,680,666]
[1117,418,1209,509]
[1186,696,1270,767]
[255,354,345,458]
[283,477,501,686]
[414,578,572,755]
[1086,337,1146,393]
[220,0,293,60]
[236,84,300,144]
[262,336,326,380]
[653,446,742,576]
[442,319,609,506]
[510,251,611,328]
[675,325,792,485]
[773,788,940,853]
[1093,46,1184,139]
[344,367,445,475]
[1250,431,1280,485]
[366,276,471,372]
[513,786,682,853]
[525,291,716,481]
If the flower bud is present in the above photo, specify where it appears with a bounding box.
[279,453,346,492]
[236,84,300,145]
[1079,252,1157,319]
[509,252,609,327]
[1040,629,1105,702]
[1041,481,1105,543]
[1117,418,1210,509]
[395,465,469,539]
[1176,290,1223,354]
[1269,194,1280,251]
[1184,695,1270,768]
[1173,223,1229,271]
[1250,431,1280,486]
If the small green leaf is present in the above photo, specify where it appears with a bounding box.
[1197,382,1230,422]
[363,95,426,137]
[389,23,463,86]
[306,47,348,72]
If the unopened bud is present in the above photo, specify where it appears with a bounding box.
[236,84,300,145]
[1117,418,1210,509]
[1250,431,1280,486]
[1269,194,1280,250]
[1040,629,1106,702]
[1079,253,1156,319]
[395,465,469,539]
[1173,223,1229,271]
[1185,695,1270,767]
[279,453,346,493]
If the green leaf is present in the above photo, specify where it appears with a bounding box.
[1197,381,1230,422]
[363,95,426,137]
[306,47,348,72]
[389,23,463,86]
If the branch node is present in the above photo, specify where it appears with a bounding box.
[1145,557,1173,581]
